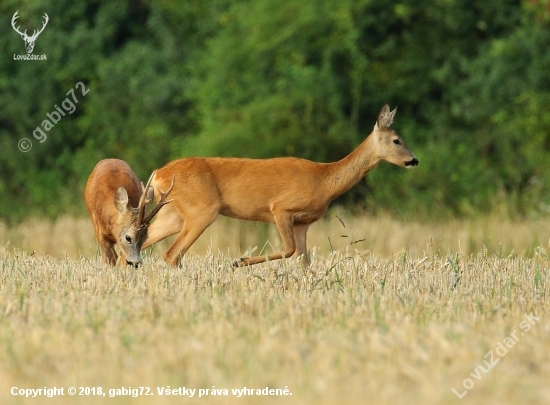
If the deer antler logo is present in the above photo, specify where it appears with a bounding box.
[11,10,49,54]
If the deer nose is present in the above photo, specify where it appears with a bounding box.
[126,259,142,268]
[405,158,419,167]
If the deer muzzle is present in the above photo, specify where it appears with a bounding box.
[126,258,142,268]
[405,158,419,167]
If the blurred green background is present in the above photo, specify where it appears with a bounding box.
[1,0,550,222]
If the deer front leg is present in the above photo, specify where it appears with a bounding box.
[163,212,218,267]
[141,205,183,250]
[99,235,117,266]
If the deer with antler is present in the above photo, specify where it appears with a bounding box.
[11,10,49,54]
[85,159,174,266]
[142,104,418,267]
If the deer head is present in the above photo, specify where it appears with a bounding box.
[11,11,49,54]
[114,172,175,265]
[373,104,419,168]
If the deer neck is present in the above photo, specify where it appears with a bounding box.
[324,134,380,200]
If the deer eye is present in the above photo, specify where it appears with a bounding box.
[125,235,132,243]
[393,139,401,145]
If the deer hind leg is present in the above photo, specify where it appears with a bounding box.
[163,211,218,267]
[235,212,296,267]
[293,223,310,266]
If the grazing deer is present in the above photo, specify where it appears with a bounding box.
[84,159,174,266]
[11,11,49,54]
[142,104,418,267]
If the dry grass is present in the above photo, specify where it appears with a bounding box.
[0,215,549,404]
[0,211,548,259]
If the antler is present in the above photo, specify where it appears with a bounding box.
[11,11,27,37]
[143,175,175,225]
[136,171,155,227]
[29,13,49,40]
[11,11,48,39]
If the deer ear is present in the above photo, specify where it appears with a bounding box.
[115,187,129,213]
[376,104,396,130]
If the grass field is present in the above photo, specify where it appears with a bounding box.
[0,215,549,404]
[2,211,550,260]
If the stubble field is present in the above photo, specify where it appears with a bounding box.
[0,214,549,404]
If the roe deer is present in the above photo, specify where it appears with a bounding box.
[84,158,174,266]
[142,104,418,267]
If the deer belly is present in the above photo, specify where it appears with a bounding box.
[219,204,275,223]
[293,208,326,224]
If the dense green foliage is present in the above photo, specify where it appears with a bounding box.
[1,0,550,221]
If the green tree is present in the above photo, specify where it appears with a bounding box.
[2,0,550,222]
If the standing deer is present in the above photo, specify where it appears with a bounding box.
[11,11,49,54]
[85,159,174,266]
[142,104,418,267]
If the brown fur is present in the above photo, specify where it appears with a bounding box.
[84,159,150,266]
[143,105,418,267]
